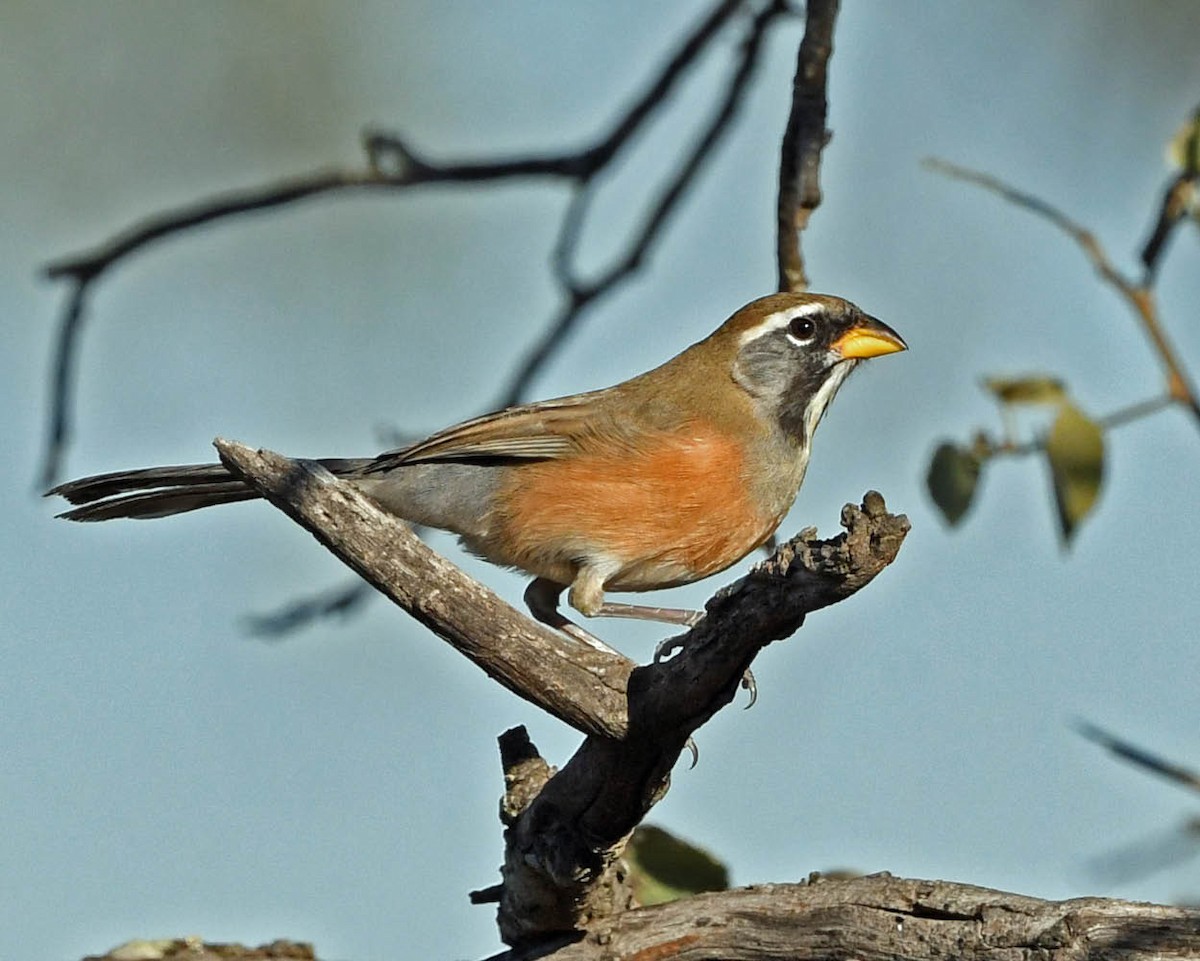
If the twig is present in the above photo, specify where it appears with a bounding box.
[975,393,1175,461]
[776,0,838,292]
[494,0,791,409]
[242,579,372,638]
[1086,820,1200,886]
[1074,719,1200,796]
[39,1,772,487]
[924,157,1200,428]
[1140,171,1199,282]
[234,0,790,632]
[41,282,89,489]
[1075,719,1200,885]
[1140,102,1200,281]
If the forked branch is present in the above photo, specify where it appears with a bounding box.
[214,438,908,945]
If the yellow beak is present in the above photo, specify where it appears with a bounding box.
[830,315,907,360]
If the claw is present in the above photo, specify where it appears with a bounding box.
[685,737,699,769]
[654,634,687,663]
[741,668,758,709]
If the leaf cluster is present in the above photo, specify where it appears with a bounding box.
[928,376,1104,545]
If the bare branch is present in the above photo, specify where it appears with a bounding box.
[777,0,839,292]
[512,874,1200,961]
[494,0,791,409]
[1075,719,1200,796]
[82,877,1200,960]
[39,1,778,487]
[1140,170,1199,281]
[924,157,1200,428]
[497,496,908,946]
[82,938,315,961]
[215,439,906,741]
[1086,820,1200,887]
[242,578,372,638]
[40,281,88,489]
[214,439,634,739]
[212,438,908,944]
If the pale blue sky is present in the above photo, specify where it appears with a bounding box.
[5,4,1200,960]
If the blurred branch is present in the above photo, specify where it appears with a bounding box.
[1075,720,1200,796]
[1075,720,1200,886]
[1140,170,1199,283]
[1141,102,1200,282]
[40,0,788,488]
[924,157,1200,429]
[495,0,793,409]
[776,0,838,292]
[1086,819,1200,887]
[243,578,372,638]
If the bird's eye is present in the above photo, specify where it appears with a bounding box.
[787,315,818,345]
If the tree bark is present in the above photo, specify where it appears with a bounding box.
[495,873,1200,960]
[82,875,1200,961]
[212,440,913,947]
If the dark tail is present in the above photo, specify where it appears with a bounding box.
[48,458,370,521]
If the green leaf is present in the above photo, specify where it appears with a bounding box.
[1045,402,1105,545]
[982,375,1067,406]
[1167,109,1200,175]
[926,442,983,526]
[625,825,729,906]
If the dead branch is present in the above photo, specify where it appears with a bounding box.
[214,440,633,738]
[499,874,1200,961]
[81,876,1200,961]
[214,438,907,741]
[212,438,908,944]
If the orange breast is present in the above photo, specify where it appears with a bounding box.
[491,425,780,591]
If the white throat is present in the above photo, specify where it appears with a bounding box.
[802,359,855,445]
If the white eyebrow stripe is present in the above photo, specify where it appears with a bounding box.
[738,300,825,346]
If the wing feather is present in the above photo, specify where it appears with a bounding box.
[366,392,605,472]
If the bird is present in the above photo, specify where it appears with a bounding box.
[49,291,905,641]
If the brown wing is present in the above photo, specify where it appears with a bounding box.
[365,390,609,473]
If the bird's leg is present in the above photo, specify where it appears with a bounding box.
[567,562,704,628]
[592,601,705,627]
[523,577,621,655]
[553,568,755,709]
